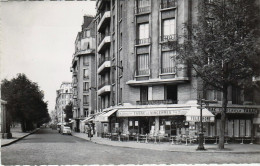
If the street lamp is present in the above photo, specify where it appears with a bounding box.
[197,98,205,150]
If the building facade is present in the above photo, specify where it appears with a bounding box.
[71,15,96,132]
[55,82,73,124]
[93,0,260,143]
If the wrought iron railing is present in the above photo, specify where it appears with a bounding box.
[98,57,111,67]
[160,0,176,9]
[136,69,150,76]
[136,99,178,105]
[98,81,111,89]
[135,6,151,14]
[161,67,176,74]
[135,37,151,45]
[161,34,176,42]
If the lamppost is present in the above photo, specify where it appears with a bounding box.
[197,98,205,150]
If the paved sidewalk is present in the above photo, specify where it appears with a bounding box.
[1,128,39,147]
[72,132,260,153]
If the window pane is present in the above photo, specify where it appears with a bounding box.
[139,23,149,39]
[163,18,175,36]
[137,54,149,75]
[161,51,176,73]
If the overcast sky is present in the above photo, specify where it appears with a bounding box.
[0,1,96,112]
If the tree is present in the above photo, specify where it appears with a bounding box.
[173,0,260,149]
[63,102,73,122]
[1,74,50,132]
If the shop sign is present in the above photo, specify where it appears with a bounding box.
[208,107,258,114]
[186,116,214,122]
[117,109,186,117]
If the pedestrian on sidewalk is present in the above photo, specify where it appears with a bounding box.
[87,123,92,140]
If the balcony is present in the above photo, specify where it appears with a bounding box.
[98,57,111,74]
[74,49,94,57]
[97,11,111,33]
[97,81,111,96]
[135,37,151,46]
[160,0,177,10]
[160,34,177,42]
[83,103,89,106]
[135,6,151,15]
[136,100,178,105]
[98,81,111,89]
[72,56,78,67]
[161,67,176,74]
[136,69,150,76]
[97,35,111,54]
[72,71,77,76]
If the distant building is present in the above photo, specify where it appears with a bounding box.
[55,82,73,123]
[70,15,96,132]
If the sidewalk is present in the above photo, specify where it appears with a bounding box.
[72,132,260,153]
[1,127,39,147]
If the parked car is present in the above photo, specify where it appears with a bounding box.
[61,126,72,135]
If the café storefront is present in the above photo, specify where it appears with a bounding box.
[208,106,258,143]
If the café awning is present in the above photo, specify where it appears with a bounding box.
[185,107,215,122]
[117,107,189,117]
[81,116,94,123]
[95,109,118,122]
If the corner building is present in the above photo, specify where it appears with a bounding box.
[71,16,96,132]
[94,0,260,143]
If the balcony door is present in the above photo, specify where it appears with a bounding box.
[140,86,148,103]
[165,85,177,103]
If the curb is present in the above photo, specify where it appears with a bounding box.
[1,128,40,147]
[72,134,260,154]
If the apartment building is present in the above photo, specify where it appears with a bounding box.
[71,15,96,132]
[94,0,260,143]
[55,82,73,123]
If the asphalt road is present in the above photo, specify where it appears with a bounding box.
[1,128,260,165]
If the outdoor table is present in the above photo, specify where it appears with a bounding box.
[138,134,147,143]
[111,133,119,141]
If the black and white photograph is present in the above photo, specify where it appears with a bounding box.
[1,0,260,165]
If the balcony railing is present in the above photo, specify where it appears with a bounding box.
[98,81,111,89]
[161,34,176,42]
[161,67,176,74]
[73,71,77,76]
[136,99,178,105]
[135,37,151,45]
[98,34,109,45]
[160,0,176,9]
[135,6,151,14]
[98,57,111,67]
[83,62,89,66]
[83,103,89,106]
[136,69,150,76]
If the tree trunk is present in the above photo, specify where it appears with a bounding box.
[219,85,228,149]
[21,120,26,132]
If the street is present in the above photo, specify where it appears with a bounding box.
[1,128,260,165]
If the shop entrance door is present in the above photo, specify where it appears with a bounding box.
[139,117,150,134]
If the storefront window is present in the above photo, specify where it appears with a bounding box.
[159,116,185,136]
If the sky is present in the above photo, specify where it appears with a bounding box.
[0,1,96,112]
